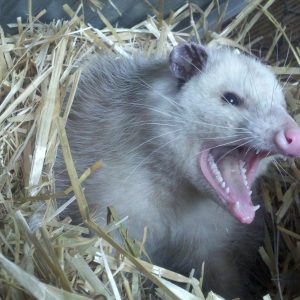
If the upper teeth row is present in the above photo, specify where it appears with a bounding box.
[208,154,230,194]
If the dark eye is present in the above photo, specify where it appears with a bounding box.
[222,92,242,106]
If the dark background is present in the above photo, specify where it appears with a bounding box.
[0,0,247,33]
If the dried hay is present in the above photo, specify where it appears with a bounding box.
[0,0,299,299]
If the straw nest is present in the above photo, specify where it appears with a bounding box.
[0,1,300,299]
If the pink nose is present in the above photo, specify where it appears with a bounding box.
[274,127,300,156]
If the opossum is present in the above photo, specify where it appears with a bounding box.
[55,43,300,299]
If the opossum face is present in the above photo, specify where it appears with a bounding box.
[169,43,300,224]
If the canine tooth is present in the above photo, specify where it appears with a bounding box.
[256,150,260,155]
[253,205,260,212]
[226,187,230,194]
[249,190,252,196]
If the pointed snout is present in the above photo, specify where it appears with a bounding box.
[274,127,300,156]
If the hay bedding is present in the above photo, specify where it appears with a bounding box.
[0,0,300,299]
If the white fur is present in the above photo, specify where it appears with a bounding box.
[55,47,290,299]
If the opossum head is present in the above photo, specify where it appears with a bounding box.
[169,43,300,224]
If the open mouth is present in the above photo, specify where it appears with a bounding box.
[199,146,268,224]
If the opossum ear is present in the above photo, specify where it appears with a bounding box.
[169,42,208,83]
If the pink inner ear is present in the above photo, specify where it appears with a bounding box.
[274,127,300,156]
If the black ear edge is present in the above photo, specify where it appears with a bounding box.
[169,42,208,84]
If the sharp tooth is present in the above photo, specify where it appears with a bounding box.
[208,154,214,165]
[216,174,223,183]
[253,205,260,212]
[239,161,247,180]
[226,187,230,194]
[221,181,226,188]
[256,149,261,155]
[208,155,225,184]
[239,158,250,189]
[242,173,249,188]
[213,168,218,173]
[249,190,253,196]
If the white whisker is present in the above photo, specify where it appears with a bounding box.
[127,128,183,154]
[125,133,182,181]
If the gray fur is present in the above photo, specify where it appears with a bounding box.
[54,47,289,299]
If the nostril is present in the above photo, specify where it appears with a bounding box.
[275,127,300,156]
[286,136,293,144]
[285,128,298,145]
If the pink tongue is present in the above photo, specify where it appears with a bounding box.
[218,155,255,224]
